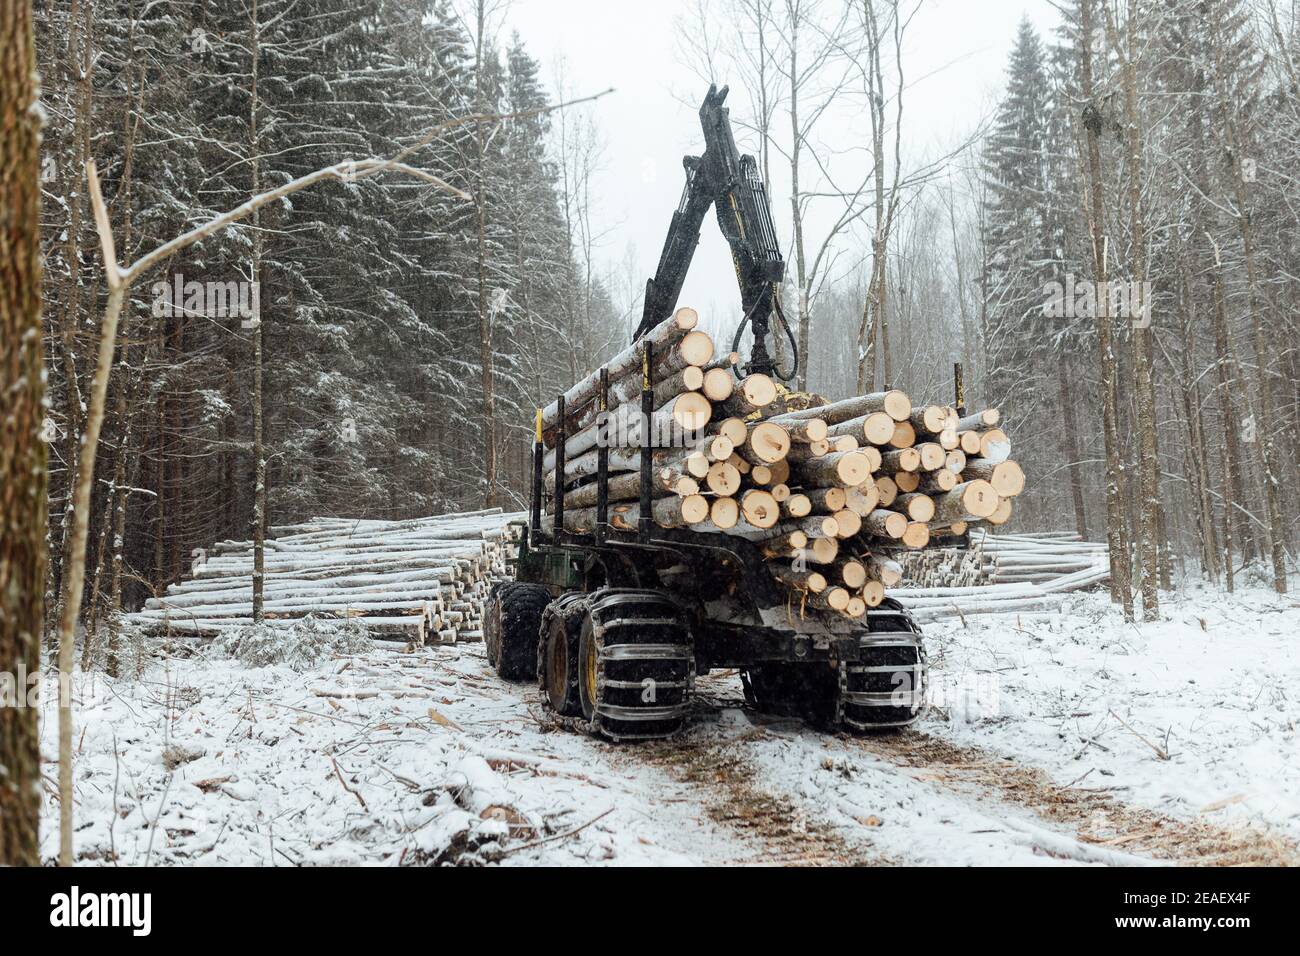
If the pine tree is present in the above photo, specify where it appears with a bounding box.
[982,20,1055,470]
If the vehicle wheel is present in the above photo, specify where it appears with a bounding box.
[483,582,551,681]
[840,597,926,731]
[742,662,839,727]
[538,594,585,716]
[577,589,693,741]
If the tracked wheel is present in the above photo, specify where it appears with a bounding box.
[576,589,694,741]
[484,582,551,681]
[538,593,586,716]
[838,598,927,731]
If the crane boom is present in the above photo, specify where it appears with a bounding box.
[634,84,794,380]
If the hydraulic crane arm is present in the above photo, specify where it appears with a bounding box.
[634,84,797,381]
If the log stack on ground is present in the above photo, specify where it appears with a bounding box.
[125,509,522,645]
[538,305,1041,621]
[894,530,1111,620]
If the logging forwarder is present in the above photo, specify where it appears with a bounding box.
[482,85,929,742]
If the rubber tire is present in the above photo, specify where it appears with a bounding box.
[484,582,551,681]
[579,589,693,740]
[540,596,584,716]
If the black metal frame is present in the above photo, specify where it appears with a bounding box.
[633,84,788,379]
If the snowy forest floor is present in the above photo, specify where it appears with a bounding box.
[40,584,1298,866]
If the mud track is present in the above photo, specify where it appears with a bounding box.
[637,733,892,865]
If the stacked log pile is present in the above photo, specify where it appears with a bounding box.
[972,530,1109,585]
[126,509,523,645]
[897,539,987,590]
[896,531,1110,623]
[538,306,1028,621]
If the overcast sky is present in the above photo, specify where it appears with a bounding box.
[503,0,1063,335]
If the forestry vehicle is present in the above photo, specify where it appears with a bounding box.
[483,85,928,741]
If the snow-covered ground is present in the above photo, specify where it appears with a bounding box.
[927,581,1300,841]
[41,584,1298,866]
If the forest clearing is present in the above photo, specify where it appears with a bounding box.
[39,571,1299,866]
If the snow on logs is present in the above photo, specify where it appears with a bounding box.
[126,509,522,645]
[537,305,1029,622]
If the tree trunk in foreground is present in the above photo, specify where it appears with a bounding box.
[0,0,48,866]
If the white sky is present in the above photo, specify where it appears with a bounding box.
[504,0,1063,333]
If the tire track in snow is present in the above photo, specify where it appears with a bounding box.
[643,676,1296,866]
[846,730,1298,866]
[471,655,1293,866]
[633,734,894,866]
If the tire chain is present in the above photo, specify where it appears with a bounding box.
[588,590,695,741]
[535,592,593,732]
[837,601,928,731]
[535,589,694,741]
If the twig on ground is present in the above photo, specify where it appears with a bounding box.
[1059,767,1095,789]
[1109,709,1170,760]
[109,729,120,865]
[143,772,174,865]
[497,807,615,857]
[258,698,370,727]
[331,757,369,810]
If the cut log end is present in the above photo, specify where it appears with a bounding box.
[702,367,735,402]
[832,509,862,539]
[745,421,792,463]
[678,329,715,367]
[809,536,839,564]
[866,508,907,540]
[901,522,930,549]
[710,495,740,529]
[881,390,911,421]
[679,494,710,525]
[669,391,713,432]
[738,373,778,409]
[741,489,780,529]
[784,493,812,518]
[841,560,868,589]
[863,412,896,445]
[861,580,885,607]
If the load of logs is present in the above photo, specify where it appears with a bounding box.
[126,509,523,645]
[538,306,1027,621]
